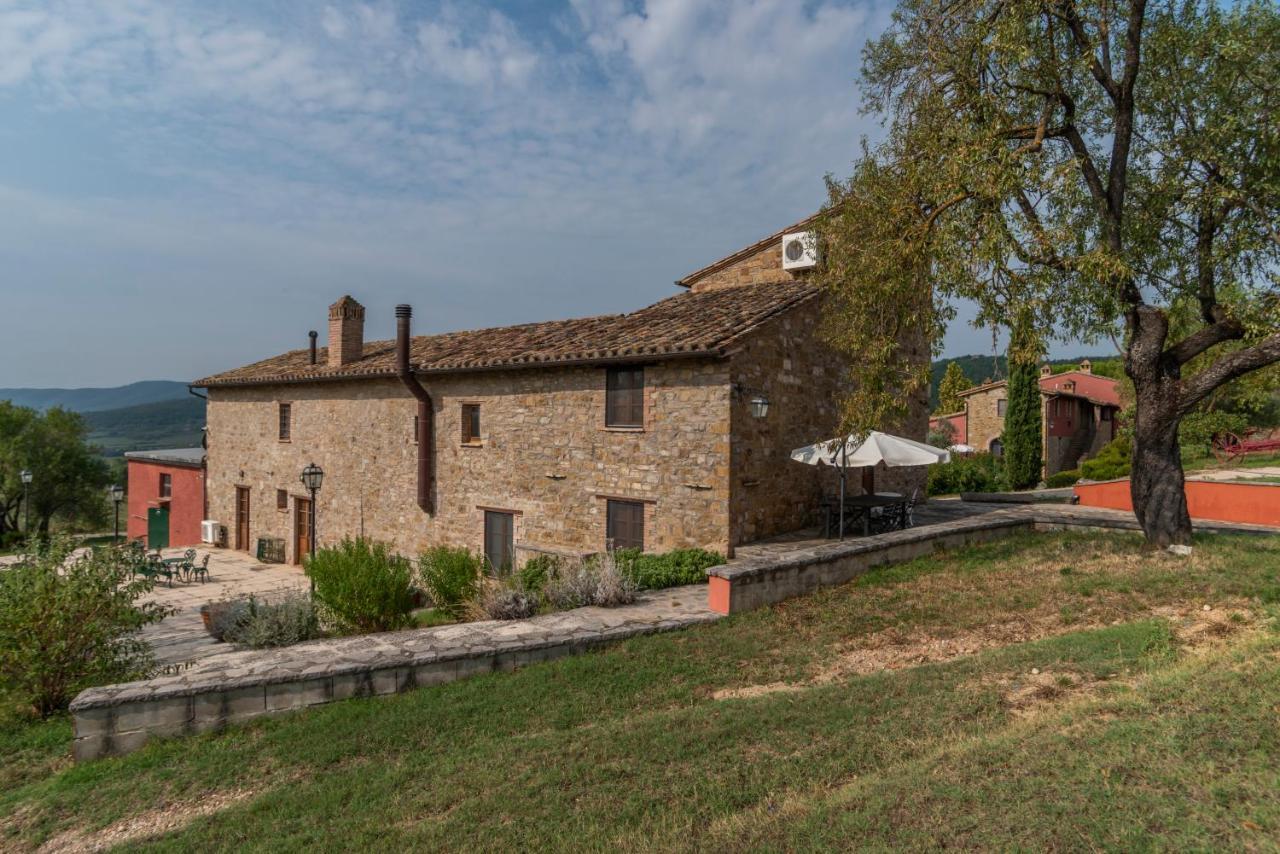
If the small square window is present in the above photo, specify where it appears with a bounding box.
[278,402,292,441]
[996,398,1007,417]
[606,500,644,551]
[606,367,644,428]
[1100,408,1111,422]
[277,489,288,510]
[158,473,171,499]
[462,404,481,445]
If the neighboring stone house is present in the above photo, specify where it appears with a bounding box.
[192,217,927,566]
[928,361,1121,475]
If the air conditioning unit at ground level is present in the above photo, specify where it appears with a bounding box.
[201,520,220,544]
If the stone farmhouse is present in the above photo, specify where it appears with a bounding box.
[192,217,928,567]
[929,361,1121,475]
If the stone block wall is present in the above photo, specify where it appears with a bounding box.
[962,384,1007,453]
[688,242,808,292]
[205,359,733,564]
[725,298,929,547]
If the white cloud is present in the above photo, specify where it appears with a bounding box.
[0,0,909,385]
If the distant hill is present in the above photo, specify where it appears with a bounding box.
[84,398,206,457]
[930,354,1121,410]
[0,380,191,413]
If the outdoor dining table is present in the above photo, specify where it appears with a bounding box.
[822,492,906,538]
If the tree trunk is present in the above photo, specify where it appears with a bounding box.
[1128,373,1193,548]
[1126,306,1194,548]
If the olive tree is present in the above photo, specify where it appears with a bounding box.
[817,0,1279,547]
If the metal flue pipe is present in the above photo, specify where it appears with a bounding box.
[395,305,434,514]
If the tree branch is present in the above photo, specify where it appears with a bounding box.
[1166,317,1245,366]
[1178,333,1280,415]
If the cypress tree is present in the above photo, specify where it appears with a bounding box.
[1002,321,1043,490]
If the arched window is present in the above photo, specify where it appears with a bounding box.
[989,437,1004,457]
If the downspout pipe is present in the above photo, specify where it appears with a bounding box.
[395,305,434,514]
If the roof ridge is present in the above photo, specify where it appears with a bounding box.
[675,211,821,288]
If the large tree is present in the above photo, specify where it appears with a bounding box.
[817,0,1279,547]
[1003,315,1045,489]
[935,361,975,413]
[0,403,110,537]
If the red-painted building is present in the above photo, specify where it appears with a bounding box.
[125,448,206,549]
[929,360,1122,475]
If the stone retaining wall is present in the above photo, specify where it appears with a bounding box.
[70,587,717,762]
[708,513,1033,615]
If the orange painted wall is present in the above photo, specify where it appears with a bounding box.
[127,460,206,547]
[1074,479,1280,527]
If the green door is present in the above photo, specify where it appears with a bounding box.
[147,506,170,550]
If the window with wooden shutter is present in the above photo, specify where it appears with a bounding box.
[158,473,172,499]
[461,404,481,445]
[606,500,644,551]
[605,367,644,428]
[277,489,288,511]
[278,402,292,441]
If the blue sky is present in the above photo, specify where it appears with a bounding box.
[0,0,1084,388]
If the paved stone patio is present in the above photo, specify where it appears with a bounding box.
[141,548,309,668]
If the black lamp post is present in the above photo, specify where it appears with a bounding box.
[109,485,125,544]
[300,462,323,577]
[19,469,32,537]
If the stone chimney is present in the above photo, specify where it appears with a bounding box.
[1079,359,1092,374]
[328,295,365,367]
[1040,363,1052,377]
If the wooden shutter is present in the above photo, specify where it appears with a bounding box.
[606,500,644,551]
[606,367,644,428]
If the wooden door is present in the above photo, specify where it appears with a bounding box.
[235,487,251,551]
[294,497,312,565]
[484,511,514,574]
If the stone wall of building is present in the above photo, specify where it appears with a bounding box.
[962,384,1008,453]
[205,359,733,565]
[726,298,930,546]
[688,242,808,292]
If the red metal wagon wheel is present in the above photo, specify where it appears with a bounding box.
[1212,431,1242,464]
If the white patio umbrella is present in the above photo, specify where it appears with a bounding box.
[791,431,951,538]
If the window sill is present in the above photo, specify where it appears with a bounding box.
[277,439,291,444]
[602,425,645,433]
[461,441,484,448]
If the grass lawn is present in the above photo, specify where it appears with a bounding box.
[2,531,1279,850]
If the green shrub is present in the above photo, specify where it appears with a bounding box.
[614,548,725,590]
[517,554,560,593]
[202,596,254,642]
[1045,469,1082,488]
[1081,436,1131,480]
[418,546,484,618]
[1178,410,1250,456]
[926,453,1006,496]
[0,538,167,716]
[222,593,323,649]
[306,537,415,634]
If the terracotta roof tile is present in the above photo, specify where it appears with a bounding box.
[193,280,819,388]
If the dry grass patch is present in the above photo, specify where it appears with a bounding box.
[35,788,258,854]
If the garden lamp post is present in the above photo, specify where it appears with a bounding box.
[300,463,323,590]
[109,485,125,544]
[19,469,32,536]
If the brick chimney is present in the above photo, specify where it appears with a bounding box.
[1079,359,1092,374]
[328,296,365,367]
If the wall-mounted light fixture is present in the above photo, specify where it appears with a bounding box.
[732,383,771,419]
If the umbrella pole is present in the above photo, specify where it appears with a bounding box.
[838,440,846,540]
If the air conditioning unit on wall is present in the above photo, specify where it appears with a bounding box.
[201,520,220,544]
[781,230,818,271]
